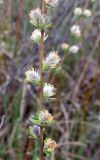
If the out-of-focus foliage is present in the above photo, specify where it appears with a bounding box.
[0,0,100,160]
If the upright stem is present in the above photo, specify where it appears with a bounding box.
[40,30,44,111]
[39,1,46,160]
[39,29,44,160]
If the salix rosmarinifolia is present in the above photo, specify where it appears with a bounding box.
[25,0,60,159]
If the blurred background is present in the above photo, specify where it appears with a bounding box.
[0,0,100,160]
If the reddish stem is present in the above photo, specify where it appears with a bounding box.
[39,0,46,160]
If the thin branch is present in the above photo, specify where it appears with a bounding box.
[39,1,46,160]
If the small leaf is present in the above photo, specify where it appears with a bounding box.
[29,126,36,138]
[39,23,53,30]
[43,63,48,71]
[29,118,41,125]
[44,150,51,158]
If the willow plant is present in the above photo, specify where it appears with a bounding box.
[25,0,60,159]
